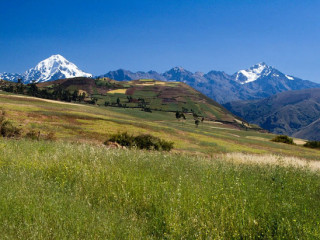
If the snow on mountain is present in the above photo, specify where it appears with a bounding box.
[234,62,272,84]
[0,72,23,82]
[23,54,92,83]
[285,75,294,80]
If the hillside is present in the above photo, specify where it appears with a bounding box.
[224,88,320,140]
[1,90,320,159]
[37,77,241,123]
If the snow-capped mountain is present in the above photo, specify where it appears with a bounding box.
[234,62,299,84]
[0,54,92,83]
[24,55,92,83]
[234,62,273,84]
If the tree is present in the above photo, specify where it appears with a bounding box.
[116,97,121,105]
[195,119,200,128]
[175,111,181,120]
[72,90,79,101]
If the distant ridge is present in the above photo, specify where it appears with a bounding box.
[224,88,320,140]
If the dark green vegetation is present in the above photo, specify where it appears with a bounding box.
[0,139,320,239]
[105,132,174,151]
[304,140,320,149]
[271,135,294,145]
[224,88,320,140]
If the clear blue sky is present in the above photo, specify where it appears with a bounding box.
[1,0,320,82]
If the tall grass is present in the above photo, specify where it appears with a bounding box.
[0,139,319,239]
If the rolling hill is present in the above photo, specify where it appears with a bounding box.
[36,77,243,123]
[0,89,319,159]
[224,88,320,140]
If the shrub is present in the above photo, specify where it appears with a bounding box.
[107,132,135,147]
[271,135,294,144]
[304,141,320,149]
[105,132,174,151]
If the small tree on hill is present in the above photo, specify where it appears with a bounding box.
[195,119,200,128]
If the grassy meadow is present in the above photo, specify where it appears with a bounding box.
[0,91,320,239]
[1,139,320,239]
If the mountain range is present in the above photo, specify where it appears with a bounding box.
[101,63,320,103]
[224,88,320,141]
[1,55,319,104]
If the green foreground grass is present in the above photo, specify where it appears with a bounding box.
[1,139,319,239]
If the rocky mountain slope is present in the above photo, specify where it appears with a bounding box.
[224,88,320,140]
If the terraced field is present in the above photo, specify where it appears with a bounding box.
[37,77,238,121]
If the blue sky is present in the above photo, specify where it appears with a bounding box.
[1,0,320,81]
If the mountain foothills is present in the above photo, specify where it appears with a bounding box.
[0,55,91,84]
[224,88,320,141]
[1,55,319,103]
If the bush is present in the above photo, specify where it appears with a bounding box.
[304,141,320,149]
[107,132,135,147]
[105,132,174,151]
[271,135,294,144]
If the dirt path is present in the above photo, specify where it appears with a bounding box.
[0,93,81,106]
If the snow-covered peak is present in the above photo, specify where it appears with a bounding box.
[235,62,272,84]
[285,74,294,80]
[171,66,187,72]
[24,54,92,83]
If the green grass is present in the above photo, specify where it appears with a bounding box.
[0,139,319,239]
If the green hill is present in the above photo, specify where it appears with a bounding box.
[35,77,241,122]
[0,90,319,159]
